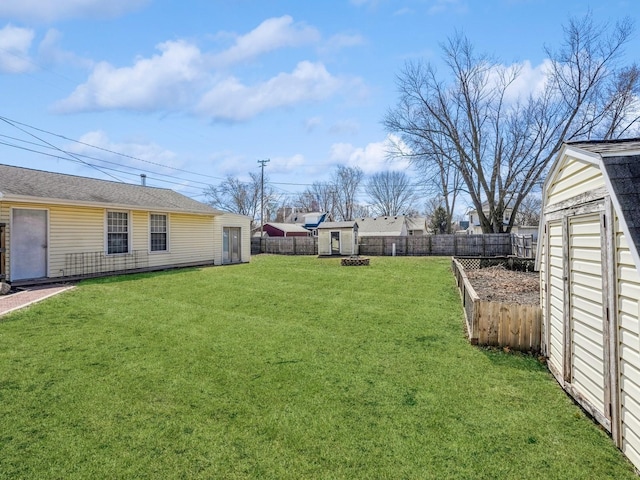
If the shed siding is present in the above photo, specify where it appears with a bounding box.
[568,214,606,415]
[616,225,640,467]
[546,157,604,206]
[547,220,564,376]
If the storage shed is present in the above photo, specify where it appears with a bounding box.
[537,138,640,469]
[317,221,358,256]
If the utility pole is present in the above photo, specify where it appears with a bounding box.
[258,159,270,237]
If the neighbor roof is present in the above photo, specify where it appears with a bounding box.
[318,221,357,229]
[356,216,407,236]
[264,222,310,234]
[0,164,220,215]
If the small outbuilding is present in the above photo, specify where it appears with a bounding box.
[537,138,640,469]
[317,221,358,256]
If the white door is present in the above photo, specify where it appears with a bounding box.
[567,213,608,425]
[546,220,564,380]
[11,209,48,280]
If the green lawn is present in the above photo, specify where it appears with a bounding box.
[0,256,635,479]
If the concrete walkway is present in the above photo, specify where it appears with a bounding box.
[0,284,75,317]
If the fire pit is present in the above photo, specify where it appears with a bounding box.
[341,256,370,266]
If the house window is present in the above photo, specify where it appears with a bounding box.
[107,211,129,254]
[150,213,168,252]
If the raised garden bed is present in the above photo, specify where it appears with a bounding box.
[452,257,541,352]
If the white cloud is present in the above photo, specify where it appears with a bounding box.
[210,15,320,67]
[197,61,352,121]
[38,29,93,68]
[0,0,149,23]
[502,59,552,103]
[329,135,410,174]
[54,40,204,113]
[68,130,181,173]
[53,16,366,120]
[269,154,306,175]
[0,24,34,73]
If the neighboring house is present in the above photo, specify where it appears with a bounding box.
[318,221,358,256]
[0,164,250,285]
[357,216,408,237]
[262,222,311,237]
[536,138,640,471]
[284,211,329,236]
[406,217,428,236]
[467,202,514,234]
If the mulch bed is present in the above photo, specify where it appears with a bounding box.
[465,265,540,306]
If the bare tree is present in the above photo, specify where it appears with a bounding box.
[294,181,337,218]
[204,172,279,229]
[385,13,637,233]
[365,170,417,216]
[514,194,542,226]
[333,165,364,221]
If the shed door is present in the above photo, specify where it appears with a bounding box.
[330,232,340,255]
[11,208,48,280]
[567,213,608,426]
[546,220,564,379]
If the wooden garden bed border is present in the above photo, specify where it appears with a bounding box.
[451,257,541,352]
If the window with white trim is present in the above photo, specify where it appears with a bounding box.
[107,211,129,254]
[150,213,168,252]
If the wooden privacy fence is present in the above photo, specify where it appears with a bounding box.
[358,234,512,257]
[251,237,318,255]
[511,234,535,258]
[252,233,532,259]
[451,257,541,352]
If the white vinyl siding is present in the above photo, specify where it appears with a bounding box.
[212,213,251,266]
[1,201,223,280]
[568,214,606,416]
[547,220,564,376]
[617,224,640,468]
[546,157,605,206]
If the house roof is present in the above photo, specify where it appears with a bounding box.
[318,221,357,229]
[264,222,310,234]
[0,164,221,215]
[356,216,407,236]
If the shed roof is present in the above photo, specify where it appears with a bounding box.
[539,138,640,272]
[602,154,640,257]
[318,221,357,229]
[0,164,220,215]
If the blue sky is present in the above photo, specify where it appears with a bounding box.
[0,0,638,211]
